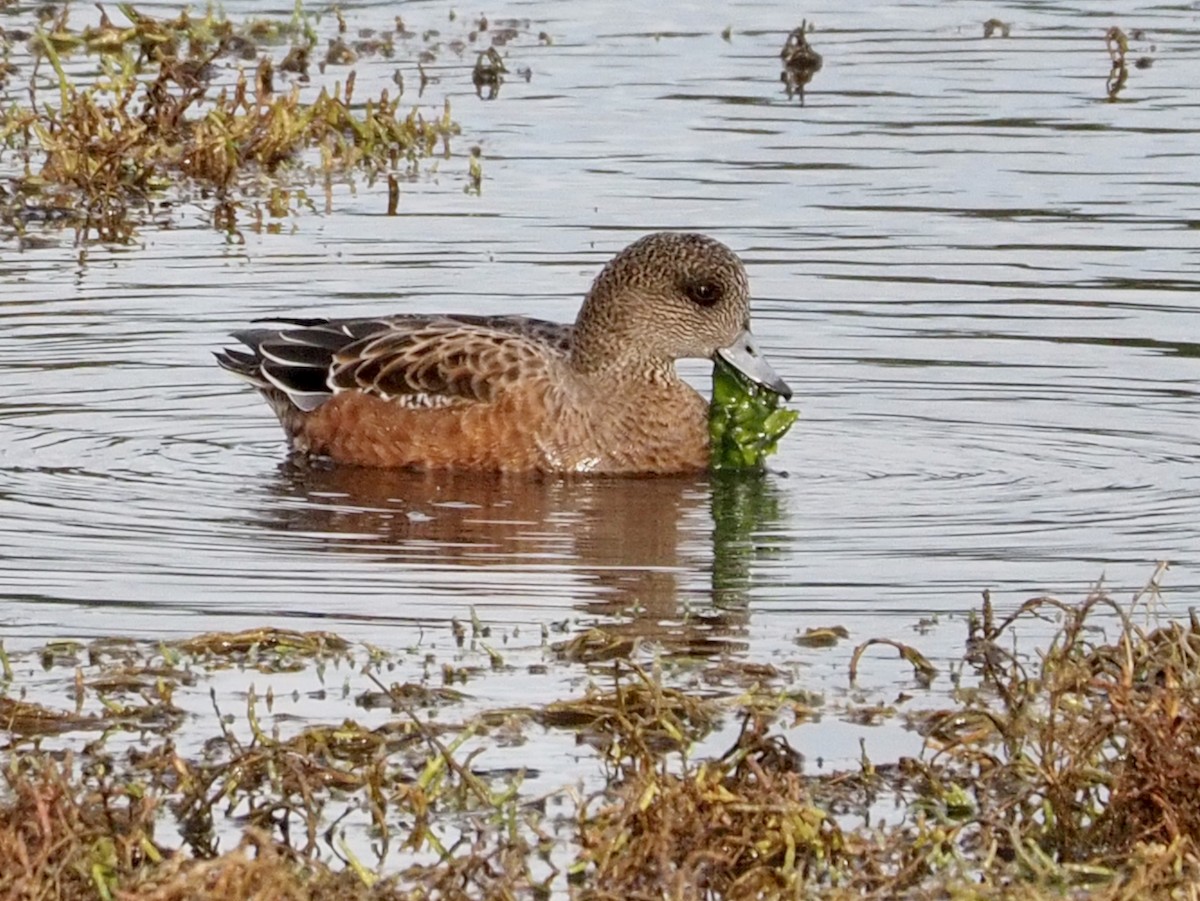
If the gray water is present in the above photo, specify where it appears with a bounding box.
[2,0,1199,767]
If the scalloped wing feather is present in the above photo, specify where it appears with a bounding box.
[330,320,560,405]
[220,315,571,413]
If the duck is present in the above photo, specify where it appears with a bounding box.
[215,231,791,473]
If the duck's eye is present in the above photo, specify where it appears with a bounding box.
[684,279,722,307]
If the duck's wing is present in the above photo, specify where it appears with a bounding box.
[216,314,572,412]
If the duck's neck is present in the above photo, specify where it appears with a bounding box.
[569,335,677,386]
[569,286,673,380]
[568,285,614,374]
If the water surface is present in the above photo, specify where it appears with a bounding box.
[1,0,1198,769]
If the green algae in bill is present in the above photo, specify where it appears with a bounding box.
[709,355,798,471]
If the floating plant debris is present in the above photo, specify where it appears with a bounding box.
[780,20,822,102]
[472,46,507,99]
[1104,26,1153,101]
[983,18,1012,38]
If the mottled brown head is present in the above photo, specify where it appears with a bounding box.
[570,232,753,374]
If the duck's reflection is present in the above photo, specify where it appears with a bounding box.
[263,464,787,654]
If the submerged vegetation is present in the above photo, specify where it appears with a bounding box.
[3,572,1199,898]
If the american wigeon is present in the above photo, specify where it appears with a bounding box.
[216,232,790,473]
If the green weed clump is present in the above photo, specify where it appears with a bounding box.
[709,356,798,471]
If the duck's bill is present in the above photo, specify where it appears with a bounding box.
[716,330,792,400]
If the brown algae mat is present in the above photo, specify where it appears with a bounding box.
[4,572,1200,898]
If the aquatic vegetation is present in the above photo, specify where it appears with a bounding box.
[472,46,507,99]
[709,355,798,471]
[1106,27,1131,99]
[1105,26,1154,101]
[3,572,1199,897]
[0,5,488,243]
[983,18,1012,38]
[780,21,822,103]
